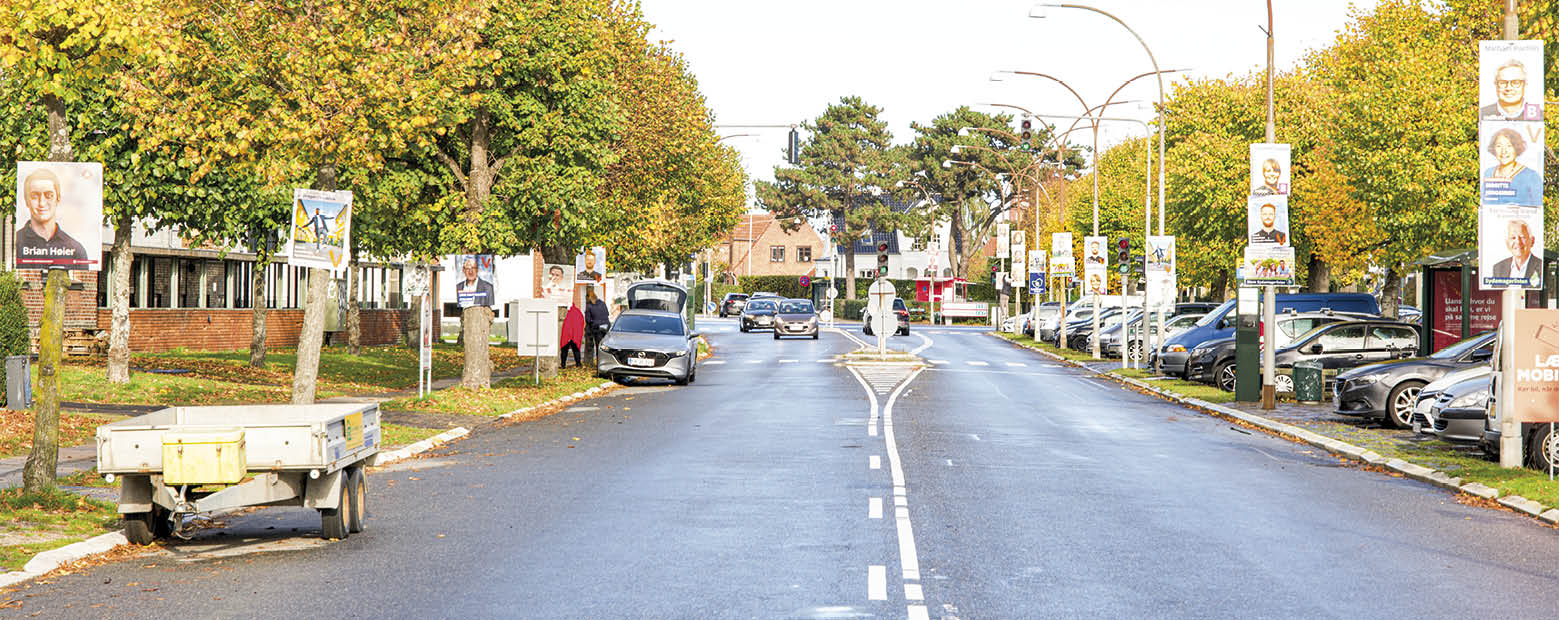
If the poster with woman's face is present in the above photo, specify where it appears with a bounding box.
[1248,143,1290,196]
[1478,40,1544,122]
[1479,121,1545,207]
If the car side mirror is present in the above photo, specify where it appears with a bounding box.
[688,332,700,340]
[1308,343,1324,354]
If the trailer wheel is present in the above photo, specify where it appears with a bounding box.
[347,467,367,534]
[124,512,156,545]
[320,481,349,540]
[152,505,174,539]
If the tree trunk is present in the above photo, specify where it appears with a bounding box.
[1380,267,1401,319]
[404,292,421,350]
[106,211,133,384]
[949,215,967,279]
[460,108,495,389]
[1211,268,1229,301]
[249,256,269,367]
[25,94,72,491]
[1306,255,1331,293]
[23,269,67,491]
[291,164,339,404]
[347,247,361,355]
[844,244,857,299]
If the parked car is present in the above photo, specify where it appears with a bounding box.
[863,298,910,336]
[1100,311,1206,360]
[1184,311,1366,390]
[1068,308,1127,352]
[1332,331,1495,429]
[1411,365,1493,438]
[598,281,697,385]
[1481,335,1559,471]
[1427,373,1493,444]
[772,298,819,340]
[719,293,749,317]
[1026,303,1061,338]
[1142,313,1206,366]
[1270,320,1421,392]
[1157,293,1381,378]
[739,298,778,332]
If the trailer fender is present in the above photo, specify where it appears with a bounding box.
[304,469,345,510]
[117,474,154,514]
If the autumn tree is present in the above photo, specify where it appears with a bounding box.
[903,107,1021,280]
[130,0,492,402]
[756,96,904,299]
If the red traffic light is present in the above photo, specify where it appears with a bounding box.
[1020,119,1033,130]
[1117,239,1129,249]
[877,241,890,253]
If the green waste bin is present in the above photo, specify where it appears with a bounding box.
[1293,361,1323,404]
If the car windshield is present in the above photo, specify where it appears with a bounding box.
[1197,300,1235,326]
[893,299,908,311]
[1431,332,1494,360]
[745,300,775,312]
[612,314,685,336]
[779,300,813,314]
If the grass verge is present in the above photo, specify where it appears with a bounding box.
[994,332,1105,362]
[0,411,115,461]
[381,423,447,447]
[0,487,119,573]
[380,366,606,417]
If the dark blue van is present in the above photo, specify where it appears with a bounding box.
[1156,293,1381,377]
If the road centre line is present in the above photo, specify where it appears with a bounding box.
[848,367,881,437]
[704,360,726,365]
[869,565,887,600]
[883,367,925,583]
[779,359,798,363]
[869,455,881,469]
[966,361,989,366]
[928,359,949,365]
[1005,362,1027,367]
[909,605,929,620]
[745,359,763,364]
[905,584,924,601]
[910,331,934,356]
[869,497,882,519]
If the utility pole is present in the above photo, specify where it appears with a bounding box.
[1497,0,1522,467]
[1260,0,1279,410]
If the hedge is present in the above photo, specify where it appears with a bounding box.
[717,275,998,303]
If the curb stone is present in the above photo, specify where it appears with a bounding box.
[988,332,1559,530]
[1,379,623,591]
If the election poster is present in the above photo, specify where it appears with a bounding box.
[1478,40,1544,122]
[453,254,497,308]
[1478,203,1543,290]
[1239,246,1295,286]
[1511,309,1559,423]
[1479,121,1545,207]
[14,161,103,271]
[1146,236,1176,310]
[1050,232,1074,277]
[1249,143,1291,197]
[1027,249,1047,295]
[575,247,606,284]
[1083,235,1107,296]
[288,189,353,271]
[1247,196,1290,247]
[1010,231,1026,282]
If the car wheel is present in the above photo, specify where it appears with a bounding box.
[773,331,780,340]
[1214,361,1237,392]
[812,332,818,340]
[1127,342,1142,364]
[1384,381,1424,429]
[1529,424,1559,471]
[674,372,690,386]
[1274,374,1294,394]
[740,324,747,333]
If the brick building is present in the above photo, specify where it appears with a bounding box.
[715,213,827,281]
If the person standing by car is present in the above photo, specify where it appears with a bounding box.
[585,286,611,364]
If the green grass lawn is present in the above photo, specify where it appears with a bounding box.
[0,411,116,460]
[0,487,120,573]
[994,332,1103,362]
[380,366,607,417]
[381,423,446,447]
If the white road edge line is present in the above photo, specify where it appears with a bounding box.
[869,565,887,600]
[883,366,925,584]
[832,327,872,349]
[910,330,934,356]
[848,366,881,438]
[908,605,930,620]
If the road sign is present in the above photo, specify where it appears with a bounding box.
[827,287,839,299]
[799,275,811,288]
[830,223,837,234]
[868,279,897,353]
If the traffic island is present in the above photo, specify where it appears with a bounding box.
[987,329,1559,530]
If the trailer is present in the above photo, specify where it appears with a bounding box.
[95,403,380,544]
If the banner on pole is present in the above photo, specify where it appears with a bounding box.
[1083,235,1107,295]
[1051,232,1074,276]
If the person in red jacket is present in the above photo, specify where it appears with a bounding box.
[560,303,585,368]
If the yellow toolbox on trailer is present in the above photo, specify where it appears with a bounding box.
[162,428,246,485]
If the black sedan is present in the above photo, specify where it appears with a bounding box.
[1272,320,1421,392]
[719,293,749,317]
[1332,331,1494,429]
[739,299,777,332]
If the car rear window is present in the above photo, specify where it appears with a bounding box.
[1316,325,1366,350]
[1367,325,1417,349]
[728,294,748,301]
[746,300,775,311]
[779,301,813,314]
[613,314,685,336]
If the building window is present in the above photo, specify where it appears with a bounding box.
[797,246,812,263]
[770,245,785,262]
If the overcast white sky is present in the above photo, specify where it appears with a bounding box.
[641,0,1381,193]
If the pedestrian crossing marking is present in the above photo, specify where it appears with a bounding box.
[1005,362,1027,367]
[966,361,989,366]
[928,360,949,365]
[704,360,726,365]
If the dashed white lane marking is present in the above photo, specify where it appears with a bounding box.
[868,565,887,600]
[704,360,726,365]
[816,358,834,363]
[928,359,949,365]
[905,584,924,601]
[968,434,981,441]
[745,359,763,364]
[869,455,881,470]
[1005,361,1027,367]
[908,605,929,620]
[966,361,989,366]
[779,359,798,363]
[869,497,883,519]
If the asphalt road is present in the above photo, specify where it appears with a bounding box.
[5,318,1559,619]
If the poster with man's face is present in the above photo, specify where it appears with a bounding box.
[1247,196,1290,247]
[1249,143,1291,196]
[1010,233,1025,281]
[1478,121,1545,207]
[1478,204,1543,290]
[14,161,102,271]
[454,254,496,308]
[541,263,576,305]
[1478,40,1544,122]
[1146,235,1175,275]
[288,188,353,271]
[1050,232,1074,276]
[575,247,606,283]
[1083,235,1107,295]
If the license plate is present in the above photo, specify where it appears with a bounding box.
[1412,422,1422,434]
[758,317,771,324]
[627,357,653,367]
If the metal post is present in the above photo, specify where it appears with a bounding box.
[1260,0,1279,410]
[1496,0,1522,467]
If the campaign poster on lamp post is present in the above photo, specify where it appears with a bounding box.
[1240,246,1296,286]
[1249,144,1291,197]
[1010,231,1026,282]
[1028,249,1047,295]
[1478,203,1543,290]
[1478,40,1544,122]
[1146,235,1176,310]
[1247,196,1290,247]
[14,161,103,271]
[1050,232,1074,277]
[288,189,353,271]
[1083,235,1107,296]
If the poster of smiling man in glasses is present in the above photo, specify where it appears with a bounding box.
[14,162,102,270]
[1478,40,1543,122]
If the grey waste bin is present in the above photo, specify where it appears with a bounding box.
[1293,360,1323,404]
[5,355,32,410]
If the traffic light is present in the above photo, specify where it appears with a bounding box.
[786,128,800,165]
[1019,118,1033,143]
[1117,238,1130,265]
[876,240,890,278]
